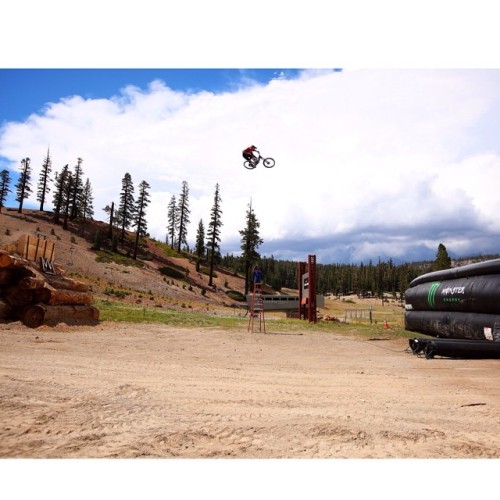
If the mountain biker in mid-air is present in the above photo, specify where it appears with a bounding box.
[242,145,259,166]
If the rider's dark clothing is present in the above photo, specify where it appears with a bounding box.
[243,145,258,163]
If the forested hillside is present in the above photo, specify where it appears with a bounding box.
[221,252,500,298]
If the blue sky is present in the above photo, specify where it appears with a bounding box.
[0,69,303,123]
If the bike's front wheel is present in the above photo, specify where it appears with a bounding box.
[244,161,256,170]
[263,157,275,168]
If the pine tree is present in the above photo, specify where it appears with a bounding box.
[62,171,74,230]
[70,157,84,220]
[239,201,264,294]
[133,180,151,260]
[206,183,222,287]
[0,169,12,213]
[176,180,190,253]
[117,172,135,244]
[434,243,452,271]
[52,165,69,224]
[80,178,94,235]
[37,148,52,211]
[103,201,116,239]
[166,195,177,248]
[195,219,205,271]
[15,157,32,214]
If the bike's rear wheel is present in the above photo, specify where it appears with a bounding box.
[244,161,256,170]
[263,157,275,168]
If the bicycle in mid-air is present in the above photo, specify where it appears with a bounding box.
[243,151,275,170]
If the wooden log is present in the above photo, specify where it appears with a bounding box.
[45,274,90,292]
[32,286,52,304]
[33,284,93,306]
[0,268,16,286]
[19,304,100,328]
[0,298,13,320]
[0,250,31,269]
[53,263,66,275]
[17,269,89,292]
[3,286,38,307]
[17,276,46,290]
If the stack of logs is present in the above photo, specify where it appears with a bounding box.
[0,249,99,328]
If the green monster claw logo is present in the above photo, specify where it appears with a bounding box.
[427,282,440,308]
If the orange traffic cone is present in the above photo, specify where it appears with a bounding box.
[384,319,390,329]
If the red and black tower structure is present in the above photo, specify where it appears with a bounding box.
[298,254,317,322]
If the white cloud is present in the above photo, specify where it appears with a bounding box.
[2,69,500,263]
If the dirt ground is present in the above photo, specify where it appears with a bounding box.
[1,210,499,497]
[1,320,500,460]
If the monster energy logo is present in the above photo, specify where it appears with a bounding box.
[427,282,440,308]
